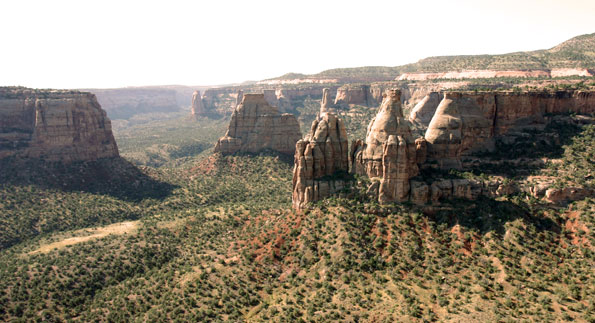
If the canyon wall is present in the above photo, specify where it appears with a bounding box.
[292,88,594,209]
[397,68,594,81]
[424,90,595,168]
[214,94,302,155]
[0,87,119,162]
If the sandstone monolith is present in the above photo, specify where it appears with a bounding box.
[214,94,302,155]
[0,87,119,162]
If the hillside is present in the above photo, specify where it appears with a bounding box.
[0,106,593,321]
[266,32,595,82]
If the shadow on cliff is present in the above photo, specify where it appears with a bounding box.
[425,196,559,236]
[466,119,587,177]
[0,157,177,202]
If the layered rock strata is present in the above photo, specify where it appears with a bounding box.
[397,68,595,81]
[292,111,350,210]
[214,94,302,155]
[335,85,370,106]
[351,89,427,204]
[424,90,595,169]
[352,90,423,178]
[0,87,119,162]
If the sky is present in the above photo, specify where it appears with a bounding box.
[1,0,594,89]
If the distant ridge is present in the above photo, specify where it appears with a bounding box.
[263,32,595,83]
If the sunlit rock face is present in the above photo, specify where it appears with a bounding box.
[0,87,119,162]
[425,90,595,169]
[292,90,350,210]
[214,94,302,156]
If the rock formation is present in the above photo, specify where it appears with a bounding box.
[425,90,595,169]
[320,88,333,114]
[235,90,244,108]
[0,87,119,162]
[263,90,278,108]
[202,87,239,115]
[424,92,494,169]
[398,69,595,81]
[334,85,374,106]
[353,89,422,178]
[191,90,206,118]
[408,92,442,127]
[292,106,349,210]
[214,94,302,156]
[350,89,427,204]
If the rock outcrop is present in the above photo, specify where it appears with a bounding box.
[191,90,206,118]
[292,109,350,210]
[424,90,595,169]
[214,94,302,156]
[0,87,119,162]
[424,92,494,169]
[397,68,595,81]
[408,92,442,127]
[202,87,240,115]
[334,85,377,106]
[320,88,334,114]
[353,89,422,178]
[350,89,427,204]
[235,90,244,108]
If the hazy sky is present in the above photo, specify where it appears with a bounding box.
[1,0,594,89]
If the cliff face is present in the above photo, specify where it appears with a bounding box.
[202,88,240,115]
[214,94,302,155]
[334,85,371,106]
[424,90,595,168]
[0,87,119,162]
[292,112,349,210]
[408,92,443,126]
[424,92,495,169]
[397,68,594,81]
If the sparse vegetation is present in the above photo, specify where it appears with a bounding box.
[0,106,593,321]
